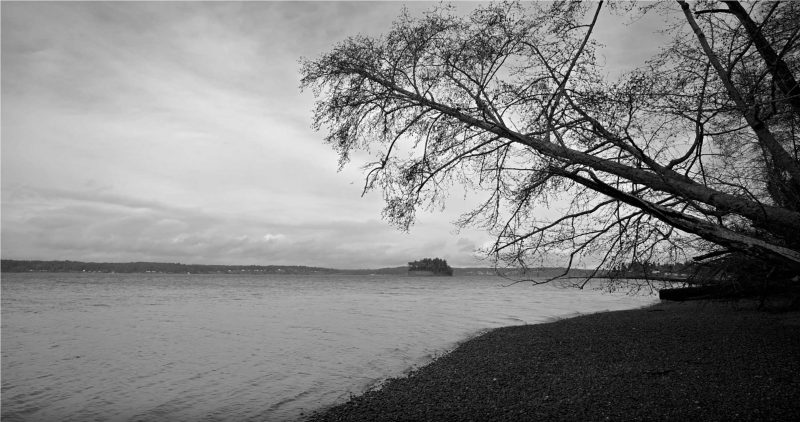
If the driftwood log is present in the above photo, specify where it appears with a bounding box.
[659,285,732,301]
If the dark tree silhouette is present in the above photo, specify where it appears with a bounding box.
[408,258,454,276]
[302,1,800,287]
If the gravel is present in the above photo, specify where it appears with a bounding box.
[307,301,800,421]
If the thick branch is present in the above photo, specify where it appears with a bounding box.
[678,0,800,189]
[723,1,800,116]
[349,67,800,232]
[553,168,800,268]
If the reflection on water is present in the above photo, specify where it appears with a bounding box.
[1,273,656,421]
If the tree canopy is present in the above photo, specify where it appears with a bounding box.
[301,1,800,287]
[408,258,454,276]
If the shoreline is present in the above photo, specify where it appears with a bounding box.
[321,302,661,417]
[307,300,800,421]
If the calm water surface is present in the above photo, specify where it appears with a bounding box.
[2,273,657,421]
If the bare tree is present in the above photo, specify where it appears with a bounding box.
[301,1,800,287]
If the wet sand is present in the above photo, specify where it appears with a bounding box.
[308,300,800,421]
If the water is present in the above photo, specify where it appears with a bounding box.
[2,272,657,421]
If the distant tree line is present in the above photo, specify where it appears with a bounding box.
[610,261,697,277]
[0,260,337,275]
[605,259,753,289]
[2,259,608,280]
[408,258,454,276]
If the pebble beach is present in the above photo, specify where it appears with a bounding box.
[309,301,800,421]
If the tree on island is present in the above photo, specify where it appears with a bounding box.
[408,258,454,276]
[302,1,800,291]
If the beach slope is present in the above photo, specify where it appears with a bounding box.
[309,301,800,421]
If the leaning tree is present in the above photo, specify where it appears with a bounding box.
[301,0,800,288]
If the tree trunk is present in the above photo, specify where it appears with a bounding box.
[678,0,800,191]
[723,1,800,116]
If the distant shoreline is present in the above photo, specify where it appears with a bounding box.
[0,259,600,278]
[308,301,800,421]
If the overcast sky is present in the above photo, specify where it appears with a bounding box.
[1,1,669,269]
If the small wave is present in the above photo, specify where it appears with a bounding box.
[502,316,526,324]
[540,311,584,324]
[264,388,314,415]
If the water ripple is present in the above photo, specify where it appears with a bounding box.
[2,273,656,421]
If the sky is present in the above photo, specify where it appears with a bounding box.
[1,1,669,269]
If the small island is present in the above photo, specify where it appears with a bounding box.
[407,258,453,276]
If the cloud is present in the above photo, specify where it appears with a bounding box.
[4,2,594,269]
[1,184,488,268]
[456,237,476,253]
[262,233,285,242]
